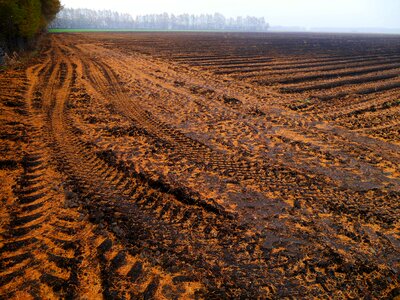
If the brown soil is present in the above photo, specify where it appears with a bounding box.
[0,32,399,299]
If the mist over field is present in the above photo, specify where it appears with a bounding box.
[61,0,400,33]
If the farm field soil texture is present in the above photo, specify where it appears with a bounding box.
[0,32,399,299]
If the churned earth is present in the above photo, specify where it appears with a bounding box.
[0,32,399,299]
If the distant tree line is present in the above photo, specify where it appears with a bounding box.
[0,0,61,55]
[50,8,269,32]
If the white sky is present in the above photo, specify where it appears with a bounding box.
[61,0,400,28]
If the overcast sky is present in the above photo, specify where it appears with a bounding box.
[61,0,400,28]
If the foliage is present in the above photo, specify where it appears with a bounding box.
[0,0,61,52]
[40,0,61,23]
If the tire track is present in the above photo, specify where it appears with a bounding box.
[1,39,204,299]
[82,55,325,191]
[79,41,400,219]
[40,38,284,297]
[41,54,199,298]
[0,140,81,298]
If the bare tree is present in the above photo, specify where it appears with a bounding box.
[50,8,269,32]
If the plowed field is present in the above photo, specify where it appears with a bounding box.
[0,32,399,299]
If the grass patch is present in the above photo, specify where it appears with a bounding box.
[48,28,254,33]
[49,28,140,33]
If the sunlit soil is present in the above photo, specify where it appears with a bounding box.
[0,32,399,299]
